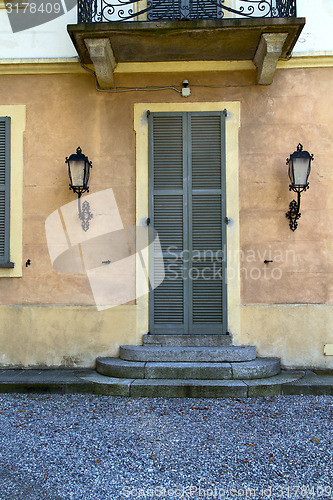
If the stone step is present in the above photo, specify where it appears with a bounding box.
[0,369,317,398]
[119,345,256,363]
[120,345,256,362]
[96,357,280,380]
[130,379,248,398]
[83,371,306,398]
[143,334,232,347]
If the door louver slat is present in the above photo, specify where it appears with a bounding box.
[154,259,184,323]
[154,195,183,251]
[0,117,10,262]
[192,261,223,323]
[192,195,222,251]
[153,116,183,189]
[0,191,5,257]
[0,121,6,186]
[191,115,222,189]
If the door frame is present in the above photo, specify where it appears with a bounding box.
[148,111,228,334]
[134,102,241,343]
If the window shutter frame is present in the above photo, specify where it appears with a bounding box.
[0,116,13,268]
[188,112,227,332]
[148,111,227,334]
[148,112,187,333]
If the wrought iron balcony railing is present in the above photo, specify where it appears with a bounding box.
[78,0,297,24]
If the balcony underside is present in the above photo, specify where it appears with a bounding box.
[68,18,305,87]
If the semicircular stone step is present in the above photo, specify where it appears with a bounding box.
[143,334,232,347]
[96,356,280,380]
[231,358,280,380]
[97,357,146,379]
[119,345,256,363]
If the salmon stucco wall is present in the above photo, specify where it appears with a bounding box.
[0,66,332,368]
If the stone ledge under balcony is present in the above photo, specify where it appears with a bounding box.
[67,17,305,87]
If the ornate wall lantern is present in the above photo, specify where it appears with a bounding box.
[285,143,314,231]
[65,147,93,231]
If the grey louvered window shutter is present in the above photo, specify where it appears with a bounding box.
[149,111,227,334]
[189,113,226,331]
[149,0,219,20]
[149,0,181,19]
[149,113,186,333]
[0,117,12,267]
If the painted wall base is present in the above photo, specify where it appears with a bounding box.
[0,305,138,368]
[241,304,333,370]
[0,303,332,369]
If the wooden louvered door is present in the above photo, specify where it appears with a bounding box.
[149,111,227,334]
[0,117,10,265]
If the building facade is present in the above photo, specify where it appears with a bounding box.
[0,0,332,369]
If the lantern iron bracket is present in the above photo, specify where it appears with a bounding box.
[285,183,310,231]
[285,143,313,232]
[66,146,93,232]
[286,192,301,232]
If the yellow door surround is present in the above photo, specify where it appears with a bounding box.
[134,101,241,342]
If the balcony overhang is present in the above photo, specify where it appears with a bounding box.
[68,18,305,88]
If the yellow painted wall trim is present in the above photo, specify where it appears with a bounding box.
[0,58,93,75]
[0,58,254,75]
[0,105,25,278]
[119,55,333,73]
[115,60,255,73]
[1,54,333,75]
[134,102,241,342]
[278,54,333,69]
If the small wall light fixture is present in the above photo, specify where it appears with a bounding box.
[65,146,93,231]
[285,143,314,231]
[182,79,191,97]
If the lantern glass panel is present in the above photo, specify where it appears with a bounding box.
[84,163,90,186]
[288,161,294,184]
[292,157,311,186]
[69,160,86,187]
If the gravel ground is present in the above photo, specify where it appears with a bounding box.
[0,394,332,500]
